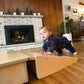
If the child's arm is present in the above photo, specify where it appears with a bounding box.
[44,40,56,55]
[41,41,48,55]
[42,42,47,52]
[48,40,56,53]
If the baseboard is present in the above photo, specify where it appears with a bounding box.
[73,36,84,41]
[80,36,84,40]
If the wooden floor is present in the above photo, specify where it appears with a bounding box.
[21,41,84,84]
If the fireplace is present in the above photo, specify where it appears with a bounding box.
[0,15,43,50]
[4,25,35,45]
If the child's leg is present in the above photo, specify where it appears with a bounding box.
[65,43,76,54]
[56,49,62,54]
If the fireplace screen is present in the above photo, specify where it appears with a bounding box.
[4,25,35,45]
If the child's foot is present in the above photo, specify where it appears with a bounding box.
[73,52,77,56]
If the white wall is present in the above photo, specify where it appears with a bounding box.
[62,0,84,21]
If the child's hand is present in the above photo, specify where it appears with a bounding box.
[40,51,52,55]
[45,52,52,55]
[40,51,46,54]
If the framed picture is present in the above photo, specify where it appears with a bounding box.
[72,8,78,15]
[81,14,84,18]
[65,5,71,12]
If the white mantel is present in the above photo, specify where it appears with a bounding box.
[0,15,43,51]
[0,14,43,18]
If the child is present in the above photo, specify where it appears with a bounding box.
[39,26,77,55]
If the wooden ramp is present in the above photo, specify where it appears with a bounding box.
[20,51,78,79]
[35,56,78,79]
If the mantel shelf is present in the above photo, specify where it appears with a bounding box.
[0,14,43,18]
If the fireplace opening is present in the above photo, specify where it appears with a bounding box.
[4,25,35,45]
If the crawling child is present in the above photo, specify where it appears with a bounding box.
[39,26,77,55]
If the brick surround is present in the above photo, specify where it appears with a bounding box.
[0,15,43,51]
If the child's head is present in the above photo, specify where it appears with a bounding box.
[39,26,52,40]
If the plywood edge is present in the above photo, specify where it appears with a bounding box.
[0,62,28,84]
[0,58,28,68]
[0,50,29,68]
[35,56,78,79]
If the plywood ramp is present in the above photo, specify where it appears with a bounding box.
[35,56,78,79]
[20,51,78,79]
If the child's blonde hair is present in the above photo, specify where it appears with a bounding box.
[40,26,51,31]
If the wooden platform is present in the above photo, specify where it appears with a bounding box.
[19,51,78,79]
[0,50,28,84]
